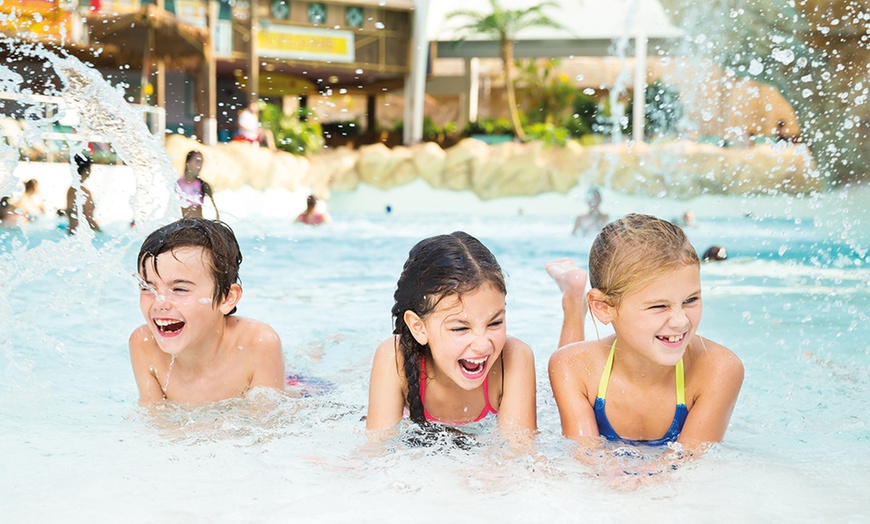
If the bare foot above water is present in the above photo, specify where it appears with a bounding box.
[545,258,588,297]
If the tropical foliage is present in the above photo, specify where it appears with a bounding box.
[259,102,324,155]
[446,0,563,141]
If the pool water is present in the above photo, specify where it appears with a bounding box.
[1,184,869,522]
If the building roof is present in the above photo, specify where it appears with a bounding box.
[425,0,682,58]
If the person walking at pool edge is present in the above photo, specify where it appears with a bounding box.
[547,214,743,474]
[366,231,537,443]
[65,153,101,234]
[129,218,284,405]
[177,150,219,220]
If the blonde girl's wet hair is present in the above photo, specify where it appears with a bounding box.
[589,213,699,308]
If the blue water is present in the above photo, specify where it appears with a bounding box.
[0,197,868,521]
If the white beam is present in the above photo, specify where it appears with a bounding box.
[632,31,648,144]
[405,0,429,145]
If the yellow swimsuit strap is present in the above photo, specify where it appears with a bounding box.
[675,356,686,405]
[596,339,686,404]
[596,339,618,399]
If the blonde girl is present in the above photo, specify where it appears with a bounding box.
[548,214,743,450]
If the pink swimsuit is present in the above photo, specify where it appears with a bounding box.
[420,358,498,424]
[177,178,204,208]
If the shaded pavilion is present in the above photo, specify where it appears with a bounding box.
[405,0,682,143]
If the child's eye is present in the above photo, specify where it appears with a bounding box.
[450,327,469,333]
[172,287,190,294]
[685,296,700,305]
[489,320,504,328]
[648,304,667,310]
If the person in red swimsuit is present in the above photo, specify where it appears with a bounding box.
[295,194,331,225]
[366,232,536,443]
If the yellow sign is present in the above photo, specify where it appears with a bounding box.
[258,25,354,63]
[0,1,74,39]
[234,71,316,97]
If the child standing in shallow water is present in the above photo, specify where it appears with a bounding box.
[177,150,219,220]
[129,218,284,405]
[366,231,537,437]
[548,213,743,453]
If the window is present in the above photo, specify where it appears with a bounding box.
[346,6,364,28]
[308,2,326,24]
[270,0,290,20]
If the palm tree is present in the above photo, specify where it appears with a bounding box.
[447,0,563,142]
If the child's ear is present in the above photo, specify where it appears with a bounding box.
[218,284,242,315]
[403,310,428,345]
[588,289,614,325]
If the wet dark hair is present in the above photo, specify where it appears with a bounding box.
[74,153,92,176]
[392,231,506,424]
[702,245,728,262]
[589,213,699,308]
[137,218,243,315]
[185,150,202,163]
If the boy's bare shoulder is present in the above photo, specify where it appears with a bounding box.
[128,325,167,377]
[128,324,157,353]
[231,316,282,351]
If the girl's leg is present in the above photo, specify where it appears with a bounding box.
[545,258,588,348]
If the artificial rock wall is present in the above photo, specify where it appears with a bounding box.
[165,135,821,201]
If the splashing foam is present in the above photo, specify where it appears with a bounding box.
[0,38,181,353]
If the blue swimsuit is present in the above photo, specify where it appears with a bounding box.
[594,340,688,446]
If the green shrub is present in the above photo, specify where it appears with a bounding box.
[523,123,570,146]
[259,103,324,155]
[463,117,514,137]
[562,91,600,138]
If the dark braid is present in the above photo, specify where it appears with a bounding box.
[391,231,506,425]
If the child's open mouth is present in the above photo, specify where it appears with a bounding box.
[458,356,489,379]
[154,318,185,336]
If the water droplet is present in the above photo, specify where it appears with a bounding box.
[772,48,795,66]
[749,60,764,75]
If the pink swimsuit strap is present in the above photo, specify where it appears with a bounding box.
[419,357,498,424]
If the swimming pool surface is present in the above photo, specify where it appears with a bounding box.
[1,186,868,522]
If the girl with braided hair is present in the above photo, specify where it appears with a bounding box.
[366,231,536,438]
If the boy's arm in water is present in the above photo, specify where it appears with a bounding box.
[678,338,744,446]
[245,320,286,393]
[549,342,600,439]
[496,336,537,432]
[365,336,406,432]
[128,325,166,405]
